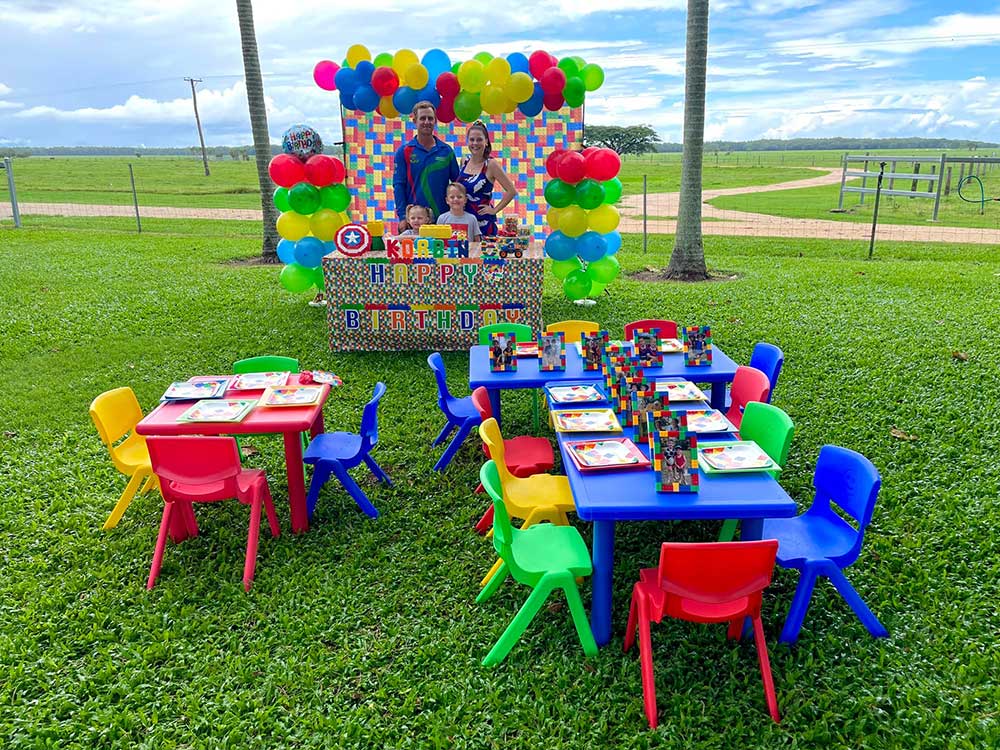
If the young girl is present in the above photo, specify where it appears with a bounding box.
[398,204,433,235]
[437,183,482,241]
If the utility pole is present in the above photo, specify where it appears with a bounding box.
[184,77,210,176]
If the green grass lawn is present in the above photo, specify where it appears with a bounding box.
[1,220,998,747]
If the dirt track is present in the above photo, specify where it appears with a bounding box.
[4,167,999,244]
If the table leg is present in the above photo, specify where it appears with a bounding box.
[709,381,728,411]
[488,388,502,428]
[284,431,309,534]
[741,518,763,540]
[591,519,616,646]
[310,410,326,439]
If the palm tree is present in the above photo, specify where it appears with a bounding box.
[666,0,709,280]
[236,0,279,260]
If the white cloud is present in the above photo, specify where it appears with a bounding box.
[0,82,11,96]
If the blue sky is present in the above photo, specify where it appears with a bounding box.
[1,1,999,147]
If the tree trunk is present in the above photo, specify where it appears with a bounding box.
[666,0,709,281]
[235,0,279,261]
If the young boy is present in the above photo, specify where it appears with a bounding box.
[437,183,482,241]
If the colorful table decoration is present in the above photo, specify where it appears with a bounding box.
[259,385,325,408]
[545,383,607,405]
[656,380,707,402]
[489,332,518,372]
[230,371,291,390]
[698,441,776,474]
[683,325,713,366]
[565,437,650,472]
[538,331,566,372]
[552,408,622,433]
[176,399,257,424]
[651,417,699,493]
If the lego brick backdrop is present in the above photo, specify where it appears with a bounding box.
[340,108,584,238]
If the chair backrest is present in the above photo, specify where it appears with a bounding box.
[470,386,493,421]
[478,418,513,486]
[233,355,300,374]
[90,387,143,449]
[809,445,882,563]
[427,352,455,406]
[545,320,599,342]
[147,436,242,497]
[658,540,778,608]
[480,460,515,551]
[624,319,679,340]
[725,366,771,429]
[478,323,533,347]
[748,343,783,403]
[359,382,388,450]
[739,401,794,475]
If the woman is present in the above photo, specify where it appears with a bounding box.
[458,120,518,237]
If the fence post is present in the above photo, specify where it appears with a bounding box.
[958,161,966,185]
[642,174,648,254]
[909,161,921,195]
[931,153,946,222]
[888,160,897,191]
[837,152,848,210]
[869,162,886,260]
[2,157,21,228]
[860,152,869,205]
[944,166,953,196]
[128,163,142,234]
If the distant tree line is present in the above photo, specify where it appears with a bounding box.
[0,144,285,159]
[697,137,999,152]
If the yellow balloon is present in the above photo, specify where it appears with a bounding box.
[588,204,620,234]
[406,63,429,89]
[546,207,564,229]
[485,57,511,86]
[505,72,534,103]
[457,60,486,93]
[502,94,517,114]
[379,95,399,118]
[346,44,371,68]
[310,208,345,241]
[560,206,589,237]
[392,49,419,77]
[276,211,311,241]
[337,210,351,226]
[480,84,506,116]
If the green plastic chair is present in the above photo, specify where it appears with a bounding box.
[232,356,308,453]
[718,401,795,542]
[477,323,539,432]
[477,459,598,667]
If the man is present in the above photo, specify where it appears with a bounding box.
[393,101,459,230]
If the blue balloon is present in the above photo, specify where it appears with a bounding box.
[422,48,452,79]
[294,236,326,268]
[507,52,530,75]
[334,67,359,95]
[518,83,544,117]
[354,61,375,85]
[276,238,297,264]
[417,84,441,108]
[577,231,608,262]
[353,84,379,112]
[605,231,623,255]
[545,230,577,261]
[393,86,418,117]
[339,90,356,110]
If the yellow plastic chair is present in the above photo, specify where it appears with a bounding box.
[478,418,576,586]
[545,319,600,343]
[89,387,159,530]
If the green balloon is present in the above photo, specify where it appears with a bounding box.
[279,263,315,294]
[452,61,461,75]
[602,177,623,204]
[288,182,321,214]
[454,91,482,123]
[575,179,605,209]
[558,57,580,79]
[551,257,583,280]
[373,52,393,67]
[580,63,605,92]
[273,187,290,212]
[473,51,493,65]
[544,179,575,208]
[586,255,621,284]
[571,55,587,69]
[589,281,607,297]
[320,183,351,212]
[307,265,325,291]
[563,269,593,301]
[564,77,586,108]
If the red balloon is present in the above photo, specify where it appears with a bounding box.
[548,53,559,69]
[371,66,400,97]
[268,153,305,188]
[557,151,586,184]
[305,154,345,186]
[543,90,565,111]
[437,97,456,123]
[539,67,567,95]
[436,71,460,98]
[529,50,553,80]
[545,148,566,179]
[582,146,598,156]
[585,147,622,181]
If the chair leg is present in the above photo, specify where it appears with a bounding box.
[727,618,743,640]
[139,474,159,495]
[751,614,781,722]
[624,585,639,652]
[779,567,820,644]
[305,463,334,520]
[636,594,659,729]
[718,519,739,542]
[102,469,149,531]
[243,495,263,592]
[482,579,553,667]
[474,505,494,535]
[479,557,504,588]
[531,390,540,433]
[362,453,393,485]
[332,463,380,519]
[147,502,174,590]
[263,486,281,538]
[476,561,508,603]
[826,566,889,638]
[433,420,473,472]
[432,421,456,447]
[563,580,598,657]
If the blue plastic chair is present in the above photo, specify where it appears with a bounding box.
[428,353,481,472]
[304,382,391,520]
[709,342,784,409]
[761,445,888,644]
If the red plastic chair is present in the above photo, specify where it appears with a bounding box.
[624,540,781,728]
[146,436,280,592]
[725,365,771,430]
[623,319,679,340]
[470,387,555,534]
